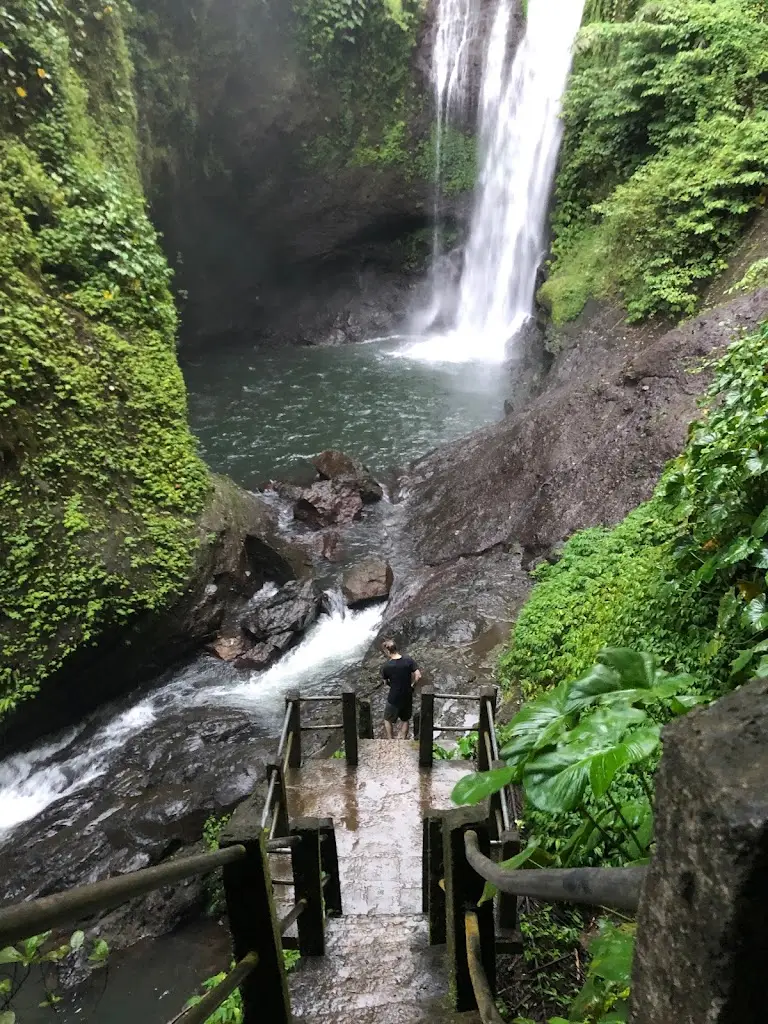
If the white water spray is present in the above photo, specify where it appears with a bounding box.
[0,600,383,836]
[404,0,585,363]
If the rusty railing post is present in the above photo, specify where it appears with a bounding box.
[290,817,325,956]
[220,819,291,1023]
[443,806,495,1012]
[358,698,373,739]
[419,685,435,768]
[342,686,358,766]
[318,816,342,918]
[286,690,302,770]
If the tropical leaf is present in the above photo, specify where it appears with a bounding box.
[596,648,658,690]
[588,920,635,984]
[524,706,651,813]
[588,727,660,798]
[751,504,768,538]
[564,663,622,712]
[451,765,515,807]
[498,683,572,766]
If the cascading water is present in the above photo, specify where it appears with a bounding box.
[0,600,382,836]
[404,0,585,362]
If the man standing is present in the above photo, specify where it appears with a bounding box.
[380,638,421,739]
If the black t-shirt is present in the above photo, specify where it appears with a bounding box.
[381,656,418,706]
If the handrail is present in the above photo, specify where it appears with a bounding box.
[278,897,307,936]
[433,693,481,702]
[464,831,645,912]
[0,845,247,947]
[465,912,505,1024]
[276,703,293,761]
[168,951,259,1024]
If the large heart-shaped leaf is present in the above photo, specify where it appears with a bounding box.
[596,648,658,690]
[452,765,515,807]
[564,664,623,712]
[588,920,636,984]
[499,683,572,767]
[523,706,649,813]
[588,726,660,798]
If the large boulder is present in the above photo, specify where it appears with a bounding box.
[342,558,394,607]
[313,449,384,503]
[241,579,321,640]
[293,480,364,529]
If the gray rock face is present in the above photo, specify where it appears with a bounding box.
[293,479,364,529]
[631,677,768,1024]
[401,289,768,567]
[313,449,384,503]
[342,559,394,607]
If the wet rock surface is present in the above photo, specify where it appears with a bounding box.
[401,289,768,567]
[342,558,394,607]
[293,479,365,529]
[313,449,384,503]
[237,579,322,668]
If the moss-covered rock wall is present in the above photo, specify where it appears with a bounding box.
[128,0,461,347]
[0,0,209,721]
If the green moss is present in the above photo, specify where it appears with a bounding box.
[0,0,208,718]
[293,0,426,173]
[548,0,768,323]
[500,321,768,704]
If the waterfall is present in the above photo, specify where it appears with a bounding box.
[404,0,585,363]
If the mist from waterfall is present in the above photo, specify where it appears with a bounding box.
[403,0,585,363]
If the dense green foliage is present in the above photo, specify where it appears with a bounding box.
[541,0,768,323]
[0,0,208,717]
[293,0,426,170]
[501,320,768,701]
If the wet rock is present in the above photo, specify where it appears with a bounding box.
[401,290,768,566]
[342,559,394,607]
[313,449,384,503]
[240,579,321,640]
[293,479,364,529]
[235,631,295,670]
[208,634,251,662]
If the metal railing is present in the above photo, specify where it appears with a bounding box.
[424,802,646,1024]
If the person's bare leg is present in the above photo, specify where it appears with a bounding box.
[384,719,394,739]
[398,719,409,740]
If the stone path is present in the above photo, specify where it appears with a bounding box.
[284,739,481,1023]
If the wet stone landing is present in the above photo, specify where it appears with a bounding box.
[285,739,481,1023]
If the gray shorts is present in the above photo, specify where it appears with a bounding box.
[384,697,412,723]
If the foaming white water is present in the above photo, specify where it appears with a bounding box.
[207,600,383,706]
[404,0,585,363]
[0,702,158,834]
[0,602,382,835]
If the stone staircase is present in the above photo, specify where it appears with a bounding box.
[285,739,481,1023]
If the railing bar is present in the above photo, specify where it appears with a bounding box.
[484,733,494,768]
[488,717,501,763]
[282,730,294,774]
[463,831,644,912]
[433,693,482,701]
[499,787,512,834]
[260,768,278,830]
[0,845,247,947]
[299,724,343,731]
[434,725,476,733]
[321,873,330,889]
[271,880,295,886]
[464,912,505,1024]
[279,897,307,936]
[269,801,280,841]
[297,696,344,703]
[167,950,259,1024]
[275,704,293,761]
[266,836,299,852]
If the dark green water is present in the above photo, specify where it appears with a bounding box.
[182,338,508,489]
